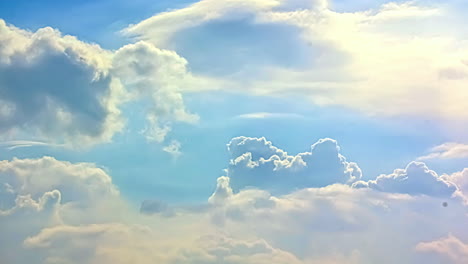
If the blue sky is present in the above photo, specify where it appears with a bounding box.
[1,0,468,263]
[0,0,465,203]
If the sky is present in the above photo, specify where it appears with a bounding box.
[1,0,468,263]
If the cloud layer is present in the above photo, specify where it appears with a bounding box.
[2,137,468,264]
[2,0,468,263]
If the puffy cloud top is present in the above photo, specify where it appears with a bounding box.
[0,20,201,149]
[0,156,118,209]
[353,161,458,198]
[226,136,361,193]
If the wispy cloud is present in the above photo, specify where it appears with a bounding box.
[417,143,468,160]
[163,140,182,158]
[235,112,304,120]
[0,140,63,150]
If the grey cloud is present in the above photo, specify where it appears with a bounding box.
[0,20,199,149]
[139,200,176,217]
[0,20,122,147]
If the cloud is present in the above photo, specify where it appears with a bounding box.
[226,136,362,193]
[418,143,468,160]
[169,234,303,264]
[3,138,468,263]
[140,200,173,216]
[23,223,162,264]
[113,42,199,143]
[124,0,468,120]
[0,20,202,149]
[352,161,458,198]
[416,235,468,264]
[0,20,123,148]
[207,183,468,264]
[0,190,62,264]
[0,156,131,264]
[0,140,63,150]
[0,156,118,206]
[208,176,234,205]
[236,112,304,119]
[441,168,468,204]
[163,140,182,158]
[123,0,282,45]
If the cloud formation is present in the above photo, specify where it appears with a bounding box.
[1,141,468,264]
[418,143,468,160]
[236,112,304,119]
[353,161,459,198]
[0,20,200,149]
[226,136,362,193]
[416,235,468,264]
[0,20,122,147]
[125,0,468,120]
[113,42,199,143]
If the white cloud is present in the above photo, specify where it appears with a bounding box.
[418,143,468,160]
[0,156,118,205]
[352,161,459,198]
[169,234,303,264]
[207,183,468,264]
[416,235,468,264]
[0,140,62,150]
[113,42,199,143]
[441,168,468,204]
[209,176,234,205]
[226,136,362,193]
[163,140,183,158]
[0,20,202,148]
[124,0,283,45]
[2,138,468,263]
[236,112,304,119]
[124,0,468,120]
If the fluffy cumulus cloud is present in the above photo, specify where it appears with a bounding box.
[112,42,199,143]
[207,184,468,264]
[0,156,129,264]
[353,161,459,198]
[0,19,201,149]
[226,136,362,193]
[125,0,468,120]
[0,20,121,147]
[441,169,468,204]
[2,136,468,263]
[4,0,468,262]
